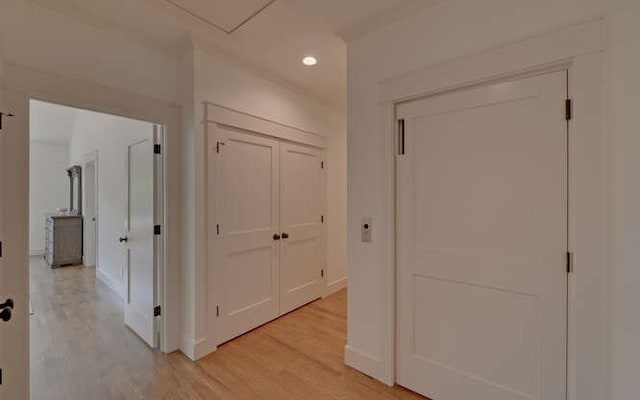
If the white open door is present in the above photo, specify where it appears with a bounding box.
[123,136,156,348]
[280,142,324,314]
[216,127,281,344]
[0,89,29,399]
[396,71,568,400]
[83,158,97,267]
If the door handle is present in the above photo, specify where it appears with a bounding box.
[0,298,13,322]
[0,298,14,310]
[281,233,289,239]
[0,307,12,322]
[119,236,128,243]
[273,234,281,241]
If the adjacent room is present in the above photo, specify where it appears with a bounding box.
[28,99,162,398]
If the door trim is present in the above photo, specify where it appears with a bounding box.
[344,18,607,400]
[1,62,180,398]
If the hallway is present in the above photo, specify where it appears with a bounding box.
[29,257,424,399]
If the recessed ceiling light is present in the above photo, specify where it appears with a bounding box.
[302,56,318,66]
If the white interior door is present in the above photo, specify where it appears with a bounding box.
[396,71,568,400]
[83,159,97,267]
[217,127,281,344]
[280,142,324,314]
[123,137,156,347]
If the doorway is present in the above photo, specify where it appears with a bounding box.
[27,99,164,397]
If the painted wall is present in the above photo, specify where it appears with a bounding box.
[0,0,178,105]
[178,48,347,358]
[68,110,153,297]
[347,1,640,399]
[28,141,70,255]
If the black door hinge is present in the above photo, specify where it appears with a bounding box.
[567,252,574,273]
[398,119,405,155]
[154,225,161,235]
[0,241,2,257]
[321,215,324,223]
[216,305,220,317]
[154,305,161,317]
[565,99,573,121]
[321,161,324,169]
[154,144,161,154]
[321,269,324,278]
[216,224,220,235]
[0,367,2,385]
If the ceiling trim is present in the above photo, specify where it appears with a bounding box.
[165,0,276,34]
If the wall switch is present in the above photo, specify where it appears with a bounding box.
[361,217,372,243]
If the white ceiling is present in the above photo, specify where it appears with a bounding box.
[30,100,78,144]
[27,0,437,110]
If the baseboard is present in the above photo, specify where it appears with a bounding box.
[325,277,347,296]
[96,268,124,300]
[180,335,217,361]
[344,345,392,385]
[29,249,44,256]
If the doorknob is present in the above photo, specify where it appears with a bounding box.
[119,236,128,243]
[0,298,13,322]
[281,233,289,239]
[0,307,12,322]
[273,233,281,240]
[0,298,14,310]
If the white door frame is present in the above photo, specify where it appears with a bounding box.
[1,63,181,399]
[356,18,607,400]
[198,103,328,359]
[83,151,98,268]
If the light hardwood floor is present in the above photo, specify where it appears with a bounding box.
[29,257,426,400]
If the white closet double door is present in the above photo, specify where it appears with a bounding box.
[215,127,325,344]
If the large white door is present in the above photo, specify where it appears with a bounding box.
[0,89,29,399]
[217,127,281,344]
[280,142,324,314]
[396,71,568,400]
[123,137,156,347]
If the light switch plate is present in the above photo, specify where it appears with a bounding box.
[361,217,372,243]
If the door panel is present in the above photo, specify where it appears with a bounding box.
[280,142,323,314]
[124,138,156,347]
[396,72,567,400]
[218,127,280,344]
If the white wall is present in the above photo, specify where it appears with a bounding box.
[179,47,347,359]
[28,141,70,255]
[68,110,153,297]
[346,1,640,399]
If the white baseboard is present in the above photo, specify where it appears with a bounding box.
[29,249,44,256]
[326,277,347,296]
[344,345,392,386]
[180,335,217,361]
[96,268,124,300]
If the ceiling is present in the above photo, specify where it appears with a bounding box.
[26,0,436,110]
[30,100,78,144]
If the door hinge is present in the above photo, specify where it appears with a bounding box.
[0,367,2,385]
[321,269,324,278]
[321,215,324,223]
[154,144,161,154]
[398,119,405,155]
[216,141,225,154]
[154,305,161,317]
[216,305,220,317]
[0,241,2,257]
[567,252,574,273]
[565,98,573,121]
[321,161,324,169]
[154,225,161,235]
[216,224,220,235]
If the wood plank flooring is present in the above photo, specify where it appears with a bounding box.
[29,257,426,400]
